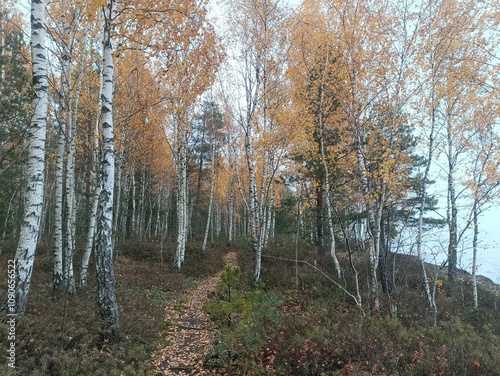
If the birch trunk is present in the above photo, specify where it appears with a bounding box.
[53,2,70,292]
[180,147,188,264]
[80,182,100,288]
[113,150,123,233]
[315,181,325,253]
[446,116,458,280]
[53,121,64,292]
[95,0,119,334]
[472,201,479,309]
[245,127,261,281]
[64,61,81,295]
[215,198,221,237]
[130,173,136,236]
[201,142,215,259]
[263,188,274,250]
[138,170,146,238]
[417,163,438,323]
[355,138,381,311]
[417,194,437,326]
[3,0,48,314]
[230,0,287,283]
[325,191,341,279]
[174,135,188,270]
[154,193,160,237]
[317,91,341,278]
[227,190,234,246]
[257,147,269,255]
[80,61,102,289]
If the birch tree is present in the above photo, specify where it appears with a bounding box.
[48,0,85,293]
[460,80,500,308]
[154,0,221,269]
[95,0,119,334]
[421,0,497,280]
[291,0,419,310]
[318,0,387,309]
[169,112,189,269]
[466,123,500,309]
[288,5,346,277]
[74,23,102,287]
[2,0,49,314]
[200,102,223,259]
[80,65,102,289]
[225,0,290,282]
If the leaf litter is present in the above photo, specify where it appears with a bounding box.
[152,251,238,375]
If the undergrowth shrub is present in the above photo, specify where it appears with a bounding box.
[249,241,500,375]
[204,265,281,374]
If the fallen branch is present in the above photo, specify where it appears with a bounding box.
[261,254,364,315]
[166,322,214,331]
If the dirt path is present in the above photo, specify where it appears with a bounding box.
[152,251,238,375]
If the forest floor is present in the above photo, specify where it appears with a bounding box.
[0,239,499,375]
[152,251,238,375]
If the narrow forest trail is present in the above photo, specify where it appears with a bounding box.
[152,251,238,375]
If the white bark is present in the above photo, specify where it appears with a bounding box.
[53,1,84,294]
[113,150,123,233]
[95,0,119,333]
[263,187,275,250]
[258,149,269,254]
[4,0,48,314]
[245,126,261,281]
[80,182,100,288]
[53,120,64,291]
[467,142,499,309]
[80,59,102,289]
[63,56,81,295]
[227,190,234,245]
[316,75,341,278]
[416,70,438,324]
[130,172,136,235]
[53,1,70,292]
[154,191,161,237]
[355,137,382,311]
[201,139,216,259]
[215,198,221,238]
[472,202,479,309]
[227,0,287,283]
[139,170,146,239]
[240,38,262,282]
[325,192,341,279]
[446,111,458,280]
[174,132,188,270]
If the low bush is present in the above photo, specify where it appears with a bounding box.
[204,265,281,374]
